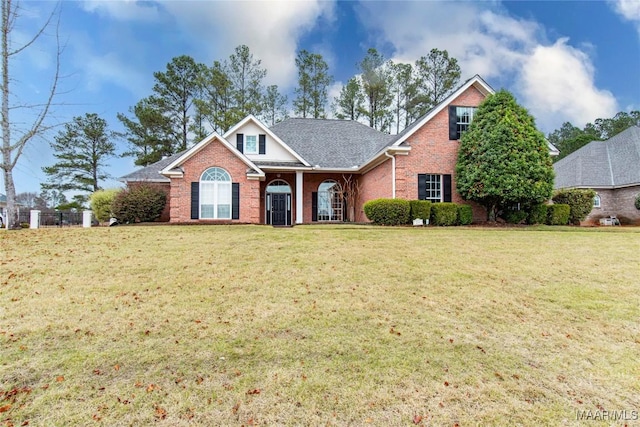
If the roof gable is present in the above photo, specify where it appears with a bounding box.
[224,115,310,166]
[391,75,494,147]
[160,132,264,178]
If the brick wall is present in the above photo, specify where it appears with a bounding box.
[168,140,260,223]
[359,161,392,222]
[392,85,488,222]
[585,186,640,225]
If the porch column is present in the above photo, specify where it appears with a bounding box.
[296,171,303,224]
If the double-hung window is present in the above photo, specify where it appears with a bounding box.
[449,106,477,140]
[244,135,258,154]
[418,174,452,203]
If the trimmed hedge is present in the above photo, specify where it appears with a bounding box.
[552,189,596,224]
[527,204,548,225]
[430,202,458,226]
[409,200,432,222]
[363,198,411,226]
[112,184,167,223]
[503,207,527,224]
[457,204,473,225]
[547,204,570,225]
[90,189,121,223]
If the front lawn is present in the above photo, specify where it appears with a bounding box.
[1,225,638,425]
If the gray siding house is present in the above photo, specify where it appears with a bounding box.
[554,126,640,225]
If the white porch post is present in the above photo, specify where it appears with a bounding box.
[30,210,41,229]
[296,171,303,224]
[83,210,93,228]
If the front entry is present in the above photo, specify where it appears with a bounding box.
[271,193,289,226]
[266,180,292,226]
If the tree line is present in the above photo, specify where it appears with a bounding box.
[548,111,640,161]
[34,45,462,206]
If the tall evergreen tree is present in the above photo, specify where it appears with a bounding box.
[262,85,288,126]
[117,97,175,166]
[293,50,333,118]
[151,55,203,151]
[357,48,393,132]
[389,62,417,133]
[333,77,364,121]
[196,60,237,133]
[456,90,554,221]
[42,113,118,194]
[412,49,461,118]
[227,45,266,118]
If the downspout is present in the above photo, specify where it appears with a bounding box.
[384,151,396,199]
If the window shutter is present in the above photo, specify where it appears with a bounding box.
[191,182,199,219]
[448,106,458,140]
[418,174,426,200]
[259,134,266,154]
[312,192,318,222]
[443,174,452,202]
[236,133,244,153]
[232,183,240,220]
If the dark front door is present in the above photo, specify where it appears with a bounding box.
[271,193,287,226]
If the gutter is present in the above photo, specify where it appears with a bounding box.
[384,151,396,198]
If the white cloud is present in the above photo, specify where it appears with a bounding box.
[609,0,640,36]
[354,1,619,131]
[518,39,618,129]
[161,1,336,89]
[80,0,162,22]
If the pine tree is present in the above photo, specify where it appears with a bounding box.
[42,113,118,194]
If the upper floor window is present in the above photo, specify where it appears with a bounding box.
[245,135,257,154]
[449,106,477,140]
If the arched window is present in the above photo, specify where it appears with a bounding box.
[318,180,343,221]
[200,167,231,219]
[593,194,601,208]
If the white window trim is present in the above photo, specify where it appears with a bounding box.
[200,167,232,220]
[424,174,443,203]
[456,106,476,139]
[244,135,258,154]
[593,194,601,208]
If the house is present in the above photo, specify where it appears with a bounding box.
[121,74,555,225]
[553,126,640,225]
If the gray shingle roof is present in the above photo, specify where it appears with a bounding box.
[120,151,186,183]
[554,126,640,189]
[270,118,395,168]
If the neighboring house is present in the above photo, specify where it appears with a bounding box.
[554,126,640,225]
[121,74,556,225]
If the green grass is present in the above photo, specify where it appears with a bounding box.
[1,225,639,426]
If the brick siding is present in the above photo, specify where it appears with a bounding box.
[168,140,260,223]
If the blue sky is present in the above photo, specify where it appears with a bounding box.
[4,0,640,196]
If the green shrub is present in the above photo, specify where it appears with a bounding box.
[112,184,167,223]
[635,193,640,210]
[546,204,570,225]
[409,200,432,222]
[527,204,548,225]
[503,207,527,224]
[552,189,596,224]
[363,198,411,226]
[90,189,121,223]
[430,202,458,226]
[457,204,473,225]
